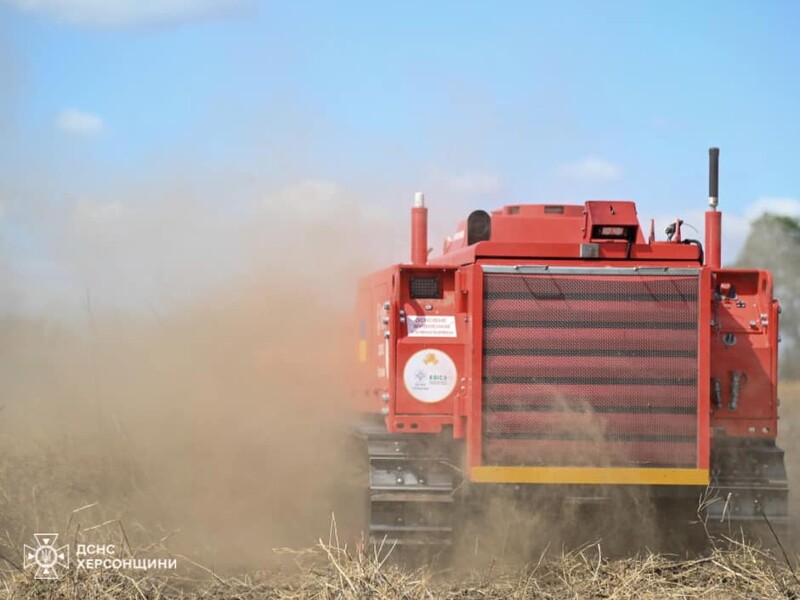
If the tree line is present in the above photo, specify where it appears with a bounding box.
[735,213,800,379]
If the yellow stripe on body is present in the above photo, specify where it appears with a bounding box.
[471,466,709,486]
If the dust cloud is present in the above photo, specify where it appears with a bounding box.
[0,180,396,569]
[2,172,798,573]
[778,381,800,550]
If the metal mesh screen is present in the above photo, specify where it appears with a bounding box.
[410,276,442,299]
[482,271,699,468]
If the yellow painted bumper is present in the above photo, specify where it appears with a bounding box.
[471,466,709,486]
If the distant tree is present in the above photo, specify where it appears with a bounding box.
[734,213,800,378]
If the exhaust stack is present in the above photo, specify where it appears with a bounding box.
[705,147,722,269]
[411,192,428,265]
[708,147,720,209]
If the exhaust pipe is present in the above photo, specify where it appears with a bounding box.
[411,192,428,265]
[708,147,720,209]
[705,147,722,269]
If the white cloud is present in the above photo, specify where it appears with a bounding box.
[3,0,249,28]
[55,108,104,137]
[743,197,800,221]
[558,157,622,182]
[441,171,503,195]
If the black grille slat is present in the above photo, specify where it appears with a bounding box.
[484,433,697,443]
[485,347,697,358]
[484,404,697,415]
[485,292,697,302]
[484,320,697,330]
[484,376,697,386]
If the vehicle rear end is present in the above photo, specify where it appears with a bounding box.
[352,148,788,551]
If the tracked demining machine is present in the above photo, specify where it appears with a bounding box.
[353,148,788,549]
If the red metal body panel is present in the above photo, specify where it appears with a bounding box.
[697,267,712,470]
[708,269,778,437]
[354,200,776,484]
[435,242,701,268]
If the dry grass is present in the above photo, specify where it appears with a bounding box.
[0,381,797,599]
[2,534,799,599]
[0,310,797,599]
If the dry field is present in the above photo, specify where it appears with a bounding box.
[1,301,799,598]
[3,535,800,599]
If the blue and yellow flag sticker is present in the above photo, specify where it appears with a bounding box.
[358,320,367,362]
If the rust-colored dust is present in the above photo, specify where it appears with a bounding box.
[0,194,389,570]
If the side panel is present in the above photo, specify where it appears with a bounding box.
[387,266,466,433]
[354,267,396,414]
[709,269,778,437]
[394,267,462,416]
[466,264,485,467]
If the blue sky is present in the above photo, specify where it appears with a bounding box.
[1,0,799,314]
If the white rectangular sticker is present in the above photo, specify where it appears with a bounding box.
[407,315,457,337]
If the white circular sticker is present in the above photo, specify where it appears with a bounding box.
[403,349,457,404]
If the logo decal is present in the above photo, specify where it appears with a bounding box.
[24,534,69,580]
[403,349,457,403]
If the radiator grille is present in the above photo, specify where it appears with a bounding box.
[481,270,699,468]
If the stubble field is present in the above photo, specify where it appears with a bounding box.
[1,298,799,598]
